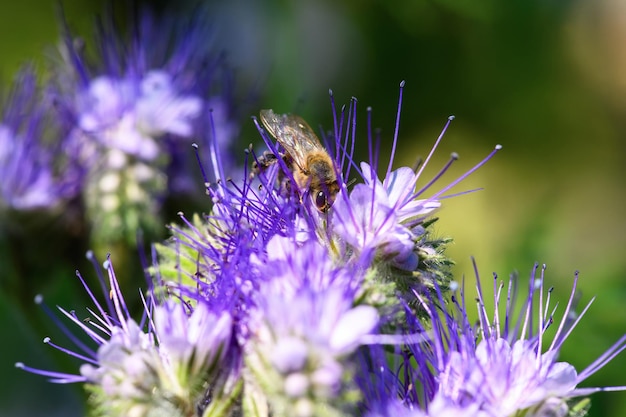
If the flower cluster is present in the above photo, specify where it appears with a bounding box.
[363,261,626,417]
[0,5,238,247]
[17,76,626,417]
[6,5,626,415]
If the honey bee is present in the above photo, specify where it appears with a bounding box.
[257,109,339,212]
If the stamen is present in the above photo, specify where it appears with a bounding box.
[15,362,86,384]
[43,337,98,365]
[192,143,210,186]
[534,264,545,365]
[519,263,539,342]
[415,115,455,182]
[343,98,357,181]
[429,144,502,201]
[492,274,503,340]
[385,80,405,181]
[579,334,626,382]
[339,98,357,179]
[104,256,132,334]
[473,258,492,340]
[34,294,97,357]
[549,271,595,353]
[413,152,459,198]
[85,251,115,317]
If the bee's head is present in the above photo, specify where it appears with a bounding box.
[313,181,339,213]
[314,190,330,212]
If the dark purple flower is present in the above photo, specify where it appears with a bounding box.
[0,67,80,211]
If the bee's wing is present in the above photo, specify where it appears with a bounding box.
[260,109,324,172]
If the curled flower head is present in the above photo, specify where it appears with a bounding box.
[47,6,238,245]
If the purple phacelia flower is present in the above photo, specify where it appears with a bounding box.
[250,235,362,296]
[359,162,441,226]
[148,81,506,417]
[247,284,379,416]
[76,70,202,161]
[16,252,240,417]
[47,6,238,244]
[332,179,420,270]
[329,103,500,273]
[394,261,626,416]
[156,82,503,379]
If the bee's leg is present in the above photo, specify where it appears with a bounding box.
[278,177,304,206]
[282,177,292,195]
[250,150,279,179]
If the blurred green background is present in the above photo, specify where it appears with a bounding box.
[1,0,625,416]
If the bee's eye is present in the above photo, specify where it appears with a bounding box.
[315,191,328,212]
